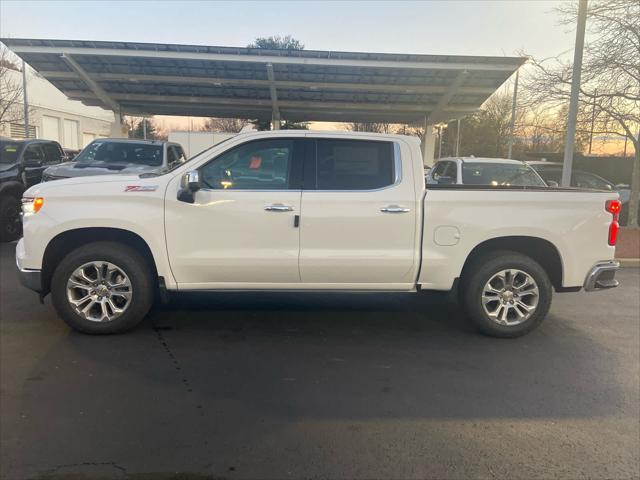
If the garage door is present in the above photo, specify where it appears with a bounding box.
[82,132,96,147]
[42,116,60,141]
[63,120,79,149]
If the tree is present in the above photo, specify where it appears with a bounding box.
[247,35,308,130]
[0,48,29,133]
[247,35,304,50]
[202,117,248,133]
[127,117,159,140]
[524,0,640,226]
[347,122,395,134]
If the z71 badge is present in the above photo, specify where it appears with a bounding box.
[124,185,158,192]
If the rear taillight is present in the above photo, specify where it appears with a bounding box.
[605,200,621,246]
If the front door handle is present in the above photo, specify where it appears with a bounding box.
[265,204,293,212]
[380,205,410,213]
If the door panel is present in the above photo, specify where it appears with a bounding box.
[299,138,418,285]
[165,189,301,285]
[165,137,304,287]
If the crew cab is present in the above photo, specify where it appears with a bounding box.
[16,131,621,337]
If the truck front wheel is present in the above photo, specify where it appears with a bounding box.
[461,251,552,338]
[51,242,154,334]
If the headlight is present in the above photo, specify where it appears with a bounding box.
[21,197,44,215]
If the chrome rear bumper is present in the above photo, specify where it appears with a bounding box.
[584,260,620,292]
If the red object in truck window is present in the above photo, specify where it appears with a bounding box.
[249,156,262,169]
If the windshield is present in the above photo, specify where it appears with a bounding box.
[462,162,547,187]
[0,141,22,164]
[75,141,163,167]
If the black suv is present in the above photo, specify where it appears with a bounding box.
[0,139,66,242]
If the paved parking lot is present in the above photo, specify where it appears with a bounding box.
[1,241,639,480]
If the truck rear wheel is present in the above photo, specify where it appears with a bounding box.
[51,242,154,334]
[0,195,22,242]
[461,251,552,338]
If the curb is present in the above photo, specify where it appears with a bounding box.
[617,258,640,267]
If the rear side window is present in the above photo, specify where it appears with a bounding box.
[315,139,394,190]
[0,141,21,164]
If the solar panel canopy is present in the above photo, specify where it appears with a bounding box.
[2,38,526,124]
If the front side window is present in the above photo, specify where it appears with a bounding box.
[23,144,44,162]
[200,139,294,190]
[42,143,63,164]
[315,139,394,190]
[574,172,612,190]
[461,162,546,187]
[430,162,448,180]
[167,145,187,169]
[74,141,163,167]
[531,166,561,185]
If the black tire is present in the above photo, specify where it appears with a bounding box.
[51,242,154,334]
[460,250,552,338]
[0,194,22,242]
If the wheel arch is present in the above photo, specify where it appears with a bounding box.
[459,236,565,291]
[0,181,26,199]
[41,227,158,296]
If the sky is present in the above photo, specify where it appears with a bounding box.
[0,0,582,134]
[0,0,576,58]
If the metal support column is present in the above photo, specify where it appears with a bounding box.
[421,116,436,168]
[507,68,519,159]
[455,119,461,156]
[22,60,30,138]
[562,0,588,187]
[266,63,281,130]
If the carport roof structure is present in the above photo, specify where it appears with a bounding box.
[2,38,526,125]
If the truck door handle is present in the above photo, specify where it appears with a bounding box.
[264,204,293,212]
[380,205,410,213]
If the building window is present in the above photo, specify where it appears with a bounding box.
[9,123,37,139]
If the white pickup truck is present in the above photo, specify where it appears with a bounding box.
[17,131,621,337]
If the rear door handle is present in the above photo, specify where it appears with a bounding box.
[265,203,293,212]
[380,205,410,213]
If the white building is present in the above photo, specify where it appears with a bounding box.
[1,67,114,148]
[168,131,236,158]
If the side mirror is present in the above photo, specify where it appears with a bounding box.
[547,180,559,188]
[437,176,455,185]
[177,170,201,203]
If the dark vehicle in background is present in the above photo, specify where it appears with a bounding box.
[528,161,634,225]
[63,148,81,161]
[0,139,65,241]
[426,157,548,187]
[41,138,187,181]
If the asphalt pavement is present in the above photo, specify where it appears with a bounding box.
[1,242,638,480]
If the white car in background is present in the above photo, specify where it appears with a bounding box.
[426,157,548,187]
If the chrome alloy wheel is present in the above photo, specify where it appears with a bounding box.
[481,269,539,326]
[66,261,132,322]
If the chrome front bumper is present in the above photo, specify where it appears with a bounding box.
[584,260,620,292]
